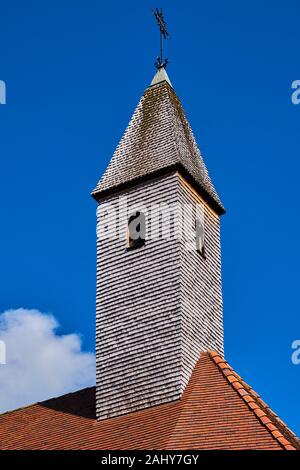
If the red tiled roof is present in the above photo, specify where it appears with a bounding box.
[0,352,298,450]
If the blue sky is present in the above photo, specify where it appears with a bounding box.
[0,0,300,434]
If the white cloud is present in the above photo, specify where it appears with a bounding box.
[0,308,95,413]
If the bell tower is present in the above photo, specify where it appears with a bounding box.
[92,67,225,420]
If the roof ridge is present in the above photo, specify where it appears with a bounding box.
[0,386,96,418]
[208,351,300,450]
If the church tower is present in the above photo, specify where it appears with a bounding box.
[1,11,299,451]
[92,67,225,421]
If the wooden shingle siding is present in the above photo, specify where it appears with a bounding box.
[96,174,182,420]
[96,172,223,419]
[177,174,224,391]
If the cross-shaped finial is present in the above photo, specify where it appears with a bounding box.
[153,8,169,69]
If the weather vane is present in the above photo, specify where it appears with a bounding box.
[153,8,169,69]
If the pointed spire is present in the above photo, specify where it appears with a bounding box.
[150,67,172,87]
[92,77,225,215]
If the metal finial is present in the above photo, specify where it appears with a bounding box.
[153,8,169,69]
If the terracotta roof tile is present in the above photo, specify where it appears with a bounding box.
[209,352,300,450]
[0,351,298,450]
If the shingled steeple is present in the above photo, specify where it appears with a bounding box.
[92,68,225,420]
[92,71,225,215]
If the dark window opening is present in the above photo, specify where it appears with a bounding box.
[195,218,205,258]
[127,211,146,250]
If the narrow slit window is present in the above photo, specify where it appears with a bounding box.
[195,218,205,258]
[128,211,146,250]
